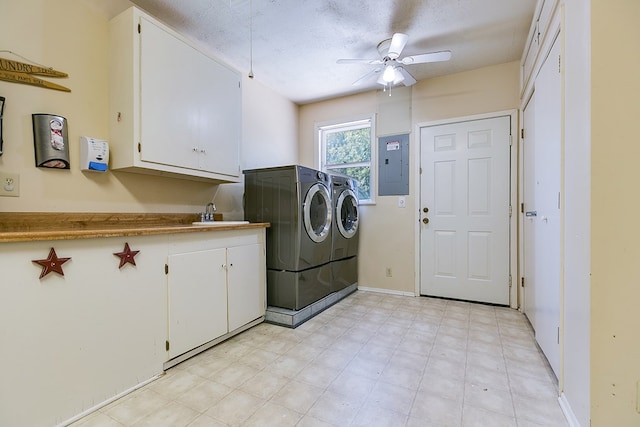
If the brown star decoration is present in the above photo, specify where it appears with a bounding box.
[114,242,140,269]
[32,247,71,279]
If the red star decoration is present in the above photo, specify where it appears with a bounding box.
[114,242,140,268]
[32,248,71,279]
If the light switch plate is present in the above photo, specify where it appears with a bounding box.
[0,172,20,197]
[398,196,406,208]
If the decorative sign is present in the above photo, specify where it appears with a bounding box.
[32,248,71,279]
[0,57,70,92]
[114,243,140,268]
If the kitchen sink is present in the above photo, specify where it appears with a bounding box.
[191,221,250,226]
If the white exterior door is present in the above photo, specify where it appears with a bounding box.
[420,116,511,305]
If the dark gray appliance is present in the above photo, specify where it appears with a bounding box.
[244,165,333,310]
[329,173,360,291]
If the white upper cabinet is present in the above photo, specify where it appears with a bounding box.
[109,7,241,182]
[520,0,561,97]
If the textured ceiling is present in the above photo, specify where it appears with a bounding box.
[96,0,536,105]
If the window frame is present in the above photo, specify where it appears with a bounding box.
[315,114,376,205]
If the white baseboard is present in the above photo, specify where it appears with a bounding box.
[357,286,416,297]
[558,393,581,427]
[59,373,163,426]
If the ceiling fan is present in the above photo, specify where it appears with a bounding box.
[337,33,452,87]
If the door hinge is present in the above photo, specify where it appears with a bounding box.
[557,326,560,344]
[509,205,512,217]
[138,142,141,153]
[520,202,524,213]
[558,55,561,73]
[521,128,525,139]
[521,277,525,287]
[138,23,141,34]
[165,340,170,351]
[509,275,512,288]
[164,264,168,274]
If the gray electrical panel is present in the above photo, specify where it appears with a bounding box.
[378,133,409,196]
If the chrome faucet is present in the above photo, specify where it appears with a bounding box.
[205,203,216,221]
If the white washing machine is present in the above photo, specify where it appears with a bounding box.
[244,165,333,310]
[329,173,359,291]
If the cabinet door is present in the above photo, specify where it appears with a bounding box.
[139,16,200,170]
[195,57,241,177]
[227,244,266,332]
[138,15,240,177]
[167,248,227,359]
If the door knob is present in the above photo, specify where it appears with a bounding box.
[422,218,429,224]
[423,207,429,213]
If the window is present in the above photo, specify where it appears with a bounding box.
[316,115,375,204]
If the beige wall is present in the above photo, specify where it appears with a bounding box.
[0,0,297,217]
[590,0,640,425]
[299,61,520,294]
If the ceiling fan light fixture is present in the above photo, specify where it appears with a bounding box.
[382,65,396,82]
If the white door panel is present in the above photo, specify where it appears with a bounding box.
[420,116,511,305]
[531,37,562,376]
[523,94,537,327]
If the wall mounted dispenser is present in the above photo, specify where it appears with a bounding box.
[80,136,109,172]
[32,113,70,169]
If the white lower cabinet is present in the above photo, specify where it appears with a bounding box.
[227,244,265,331]
[167,238,266,360]
[167,248,228,359]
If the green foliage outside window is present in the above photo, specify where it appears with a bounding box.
[325,127,371,201]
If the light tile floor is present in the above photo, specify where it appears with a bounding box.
[72,291,568,427]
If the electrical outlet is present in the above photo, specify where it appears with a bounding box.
[0,172,20,197]
[386,267,392,277]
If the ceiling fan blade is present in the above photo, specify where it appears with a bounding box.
[387,33,408,59]
[353,67,383,86]
[396,67,417,86]
[400,50,452,65]
[337,58,383,65]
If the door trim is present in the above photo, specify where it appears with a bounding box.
[414,110,519,308]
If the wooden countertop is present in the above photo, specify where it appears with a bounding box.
[0,212,269,243]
